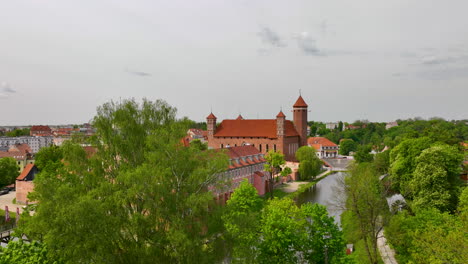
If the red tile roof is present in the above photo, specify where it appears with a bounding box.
[236,115,244,120]
[293,96,308,107]
[31,125,51,131]
[214,119,299,139]
[207,113,217,119]
[276,111,286,118]
[225,145,262,159]
[17,163,35,180]
[307,137,338,148]
[188,128,205,136]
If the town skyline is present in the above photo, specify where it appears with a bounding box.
[1,0,468,125]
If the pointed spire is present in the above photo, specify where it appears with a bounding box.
[293,95,308,107]
[236,114,244,120]
[276,110,286,118]
[207,112,217,119]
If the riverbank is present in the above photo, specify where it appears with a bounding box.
[273,169,335,199]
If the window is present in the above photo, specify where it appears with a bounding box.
[234,144,237,147]
[221,144,224,148]
[259,144,262,152]
[274,144,276,151]
[266,144,269,152]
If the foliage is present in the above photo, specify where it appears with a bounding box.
[0,240,60,264]
[301,203,347,264]
[280,166,292,177]
[409,144,463,212]
[263,150,286,198]
[20,99,230,263]
[0,157,19,187]
[353,145,373,163]
[5,128,30,137]
[190,139,208,151]
[389,137,433,195]
[344,163,387,264]
[373,150,390,175]
[34,145,63,171]
[295,146,322,180]
[339,139,357,155]
[223,179,263,263]
[386,209,467,264]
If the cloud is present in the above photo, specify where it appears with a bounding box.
[125,68,152,77]
[416,67,468,80]
[0,82,16,98]
[296,31,323,56]
[420,55,457,65]
[257,27,286,47]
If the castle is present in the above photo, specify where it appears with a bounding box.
[206,96,308,161]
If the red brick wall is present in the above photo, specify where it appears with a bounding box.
[208,136,301,161]
[15,180,35,204]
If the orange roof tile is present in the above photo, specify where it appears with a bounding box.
[214,119,299,139]
[17,163,35,180]
[307,137,338,147]
[293,96,308,107]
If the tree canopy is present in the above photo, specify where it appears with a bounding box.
[20,99,230,263]
[0,157,19,187]
[295,146,322,180]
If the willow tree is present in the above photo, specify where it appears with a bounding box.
[21,98,229,263]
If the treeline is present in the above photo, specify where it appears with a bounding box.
[310,118,468,152]
[340,129,467,263]
[2,99,348,264]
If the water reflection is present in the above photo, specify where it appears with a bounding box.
[296,172,345,225]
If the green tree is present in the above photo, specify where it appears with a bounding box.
[295,146,322,180]
[263,151,286,198]
[354,145,373,163]
[0,240,60,264]
[344,163,387,264]
[190,139,208,151]
[301,203,347,264]
[21,99,230,263]
[410,144,463,212]
[223,179,263,263]
[6,128,30,137]
[34,145,63,171]
[339,139,357,155]
[373,150,390,175]
[0,157,19,187]
[389,137,433,194]
[258,198,306,264]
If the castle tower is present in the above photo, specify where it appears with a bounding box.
[276,110,286,138]
[293,96,308,146]
[207,112,217,139]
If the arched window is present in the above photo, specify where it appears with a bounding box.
[266,144,269,152]
[259,144,262,152]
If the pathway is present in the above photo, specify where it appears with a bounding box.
[377,229,398,264]
[276,169,331,193]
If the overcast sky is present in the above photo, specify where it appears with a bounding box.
[1,0,467,125]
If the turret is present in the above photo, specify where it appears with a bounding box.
[293,96,308,146]
[276,111,286,138]
[207,112,217,139]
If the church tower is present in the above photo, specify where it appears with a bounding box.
[293,96,308,146]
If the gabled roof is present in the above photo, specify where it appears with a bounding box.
[31,125,51,131]
[293,96,308,107]
[307,137,338,147]
[17,163,35,180]
[214,119,299,139]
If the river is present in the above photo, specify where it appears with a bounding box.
[295,172,346,225]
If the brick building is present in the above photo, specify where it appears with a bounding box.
[30,125,52,136]
[210,145,268,202]
[206,96,308,161]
